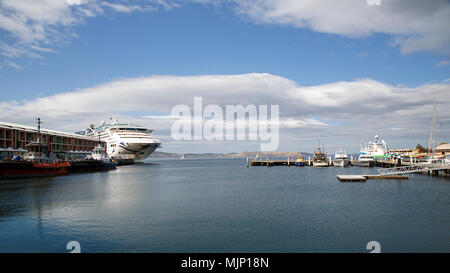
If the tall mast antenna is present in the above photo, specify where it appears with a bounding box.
[37,117,42,143]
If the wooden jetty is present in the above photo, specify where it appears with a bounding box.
[249,158,295,167]
[337,174,409,182]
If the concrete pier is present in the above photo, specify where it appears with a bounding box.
[337,174,409,182]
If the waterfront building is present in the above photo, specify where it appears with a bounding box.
[435,143,450,156]
[0,121,104,159]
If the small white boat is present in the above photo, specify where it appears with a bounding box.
[354,154,374,167]
[333,149,349,167]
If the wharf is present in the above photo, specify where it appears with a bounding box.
[336,175,367,182]
[337,174,408,182]
[250,159,294,167]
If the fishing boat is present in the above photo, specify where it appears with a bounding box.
[0,118,70,178]
[333,149,349,167]
[313,146,329,167]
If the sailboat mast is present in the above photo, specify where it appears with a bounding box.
[428,98,437,156]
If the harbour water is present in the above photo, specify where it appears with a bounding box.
[0,158,449,253]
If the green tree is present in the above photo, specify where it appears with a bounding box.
[415,144,426,153]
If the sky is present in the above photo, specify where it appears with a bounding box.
[0,0,449,154]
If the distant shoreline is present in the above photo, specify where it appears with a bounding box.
[149,151,312,159]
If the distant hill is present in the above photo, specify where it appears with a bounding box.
[150,151,311,159]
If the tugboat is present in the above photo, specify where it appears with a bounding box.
[313,146,329,168]
[90,144,117,170]
[0,118,70,178]
[71,134,117,171]
[69,156,104,171]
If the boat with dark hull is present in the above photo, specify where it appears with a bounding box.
[70,144,117,171]
[0,118,70,178]
[69,159,104,171]
[0,160,69,178]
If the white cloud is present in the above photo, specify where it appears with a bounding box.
[356,52,368,57]
[0,0,159,59]
[7,61,23,69]
[100,2,156,13]
[226,0,450,55]
[435,59,450,67]
[0,73,449,152]
[1,0,448,62]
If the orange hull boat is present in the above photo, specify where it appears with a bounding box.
[0,161,70,178]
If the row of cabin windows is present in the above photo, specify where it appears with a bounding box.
[110,128,148,132]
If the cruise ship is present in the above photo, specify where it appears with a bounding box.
[76,118,161,162]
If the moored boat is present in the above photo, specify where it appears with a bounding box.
[333,149,349,167]
[89,144,117,170]
[76,117,161,163]
[70,140,117,171]
[313,146,329,167]
[0,118,70,178]
[69,159,104,171]
[295,156,306,167]
[354,135,387,167]
[354,155,374,167]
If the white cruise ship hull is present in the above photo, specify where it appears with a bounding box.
[114,141,160,162]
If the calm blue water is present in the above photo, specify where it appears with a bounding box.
[0,158,449,253]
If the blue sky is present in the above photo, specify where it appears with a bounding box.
[0,0,449,153]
